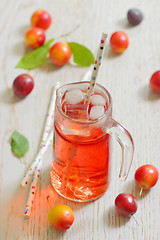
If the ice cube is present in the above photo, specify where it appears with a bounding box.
[65,89,84,104]
[65,104,89,119]
[90,105,105,120]
[62,120,90,136]
[90,94,106,106]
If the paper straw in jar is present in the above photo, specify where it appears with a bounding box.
[84,32,108,104]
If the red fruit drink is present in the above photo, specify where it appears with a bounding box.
[50,82,111,202]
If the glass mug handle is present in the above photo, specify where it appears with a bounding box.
[103,119,134,181]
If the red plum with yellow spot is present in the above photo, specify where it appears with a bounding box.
[25,27,45,49]
[48,204,74,231]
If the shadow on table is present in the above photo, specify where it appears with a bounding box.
[13,24,30,56]
[122,179,150,200]
[115,18,134,29]
[12,41,29,57]
[0,170,91,239]
[104,48,122,59]
[38,59,62,73]
[104,179,150,228]
[104,205,130,228]
[17,24,30,36]
[138,84,160,102]
[0,186,28,239]
[0,63,62,106]
[0,88,23,104]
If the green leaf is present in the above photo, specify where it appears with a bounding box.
[11,131,29,158]
[16,39,54,69]
[68,42,94,67]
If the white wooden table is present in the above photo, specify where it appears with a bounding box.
[0,0,160,239]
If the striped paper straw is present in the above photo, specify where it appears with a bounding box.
[84,32,108,104]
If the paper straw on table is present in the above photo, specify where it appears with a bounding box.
[24,161,42,217]
[20,129,53,188]
[84,32,108,104]
[81,67,92,81]
[23,82,60,217]
[23,130,53,218]
[40,81,60,144]
[20,82,60,188]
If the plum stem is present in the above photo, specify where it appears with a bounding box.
[46,196,51,208]
[54,24,80,40]
[139,187,144,196]
[132,215,139,226]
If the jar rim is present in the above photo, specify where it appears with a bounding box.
[56,81,112,124]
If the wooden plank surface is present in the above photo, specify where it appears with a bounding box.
[0,0,160,239]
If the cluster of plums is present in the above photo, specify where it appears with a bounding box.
[13,8,160,97]
[12,8,159,231]
[110,8,143,53]
[114,7,159,210]
[25,9,72,66]
[109,8,160,94]
[13,9,73,97]
[47,164,159,231]
[115,164,159,219]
